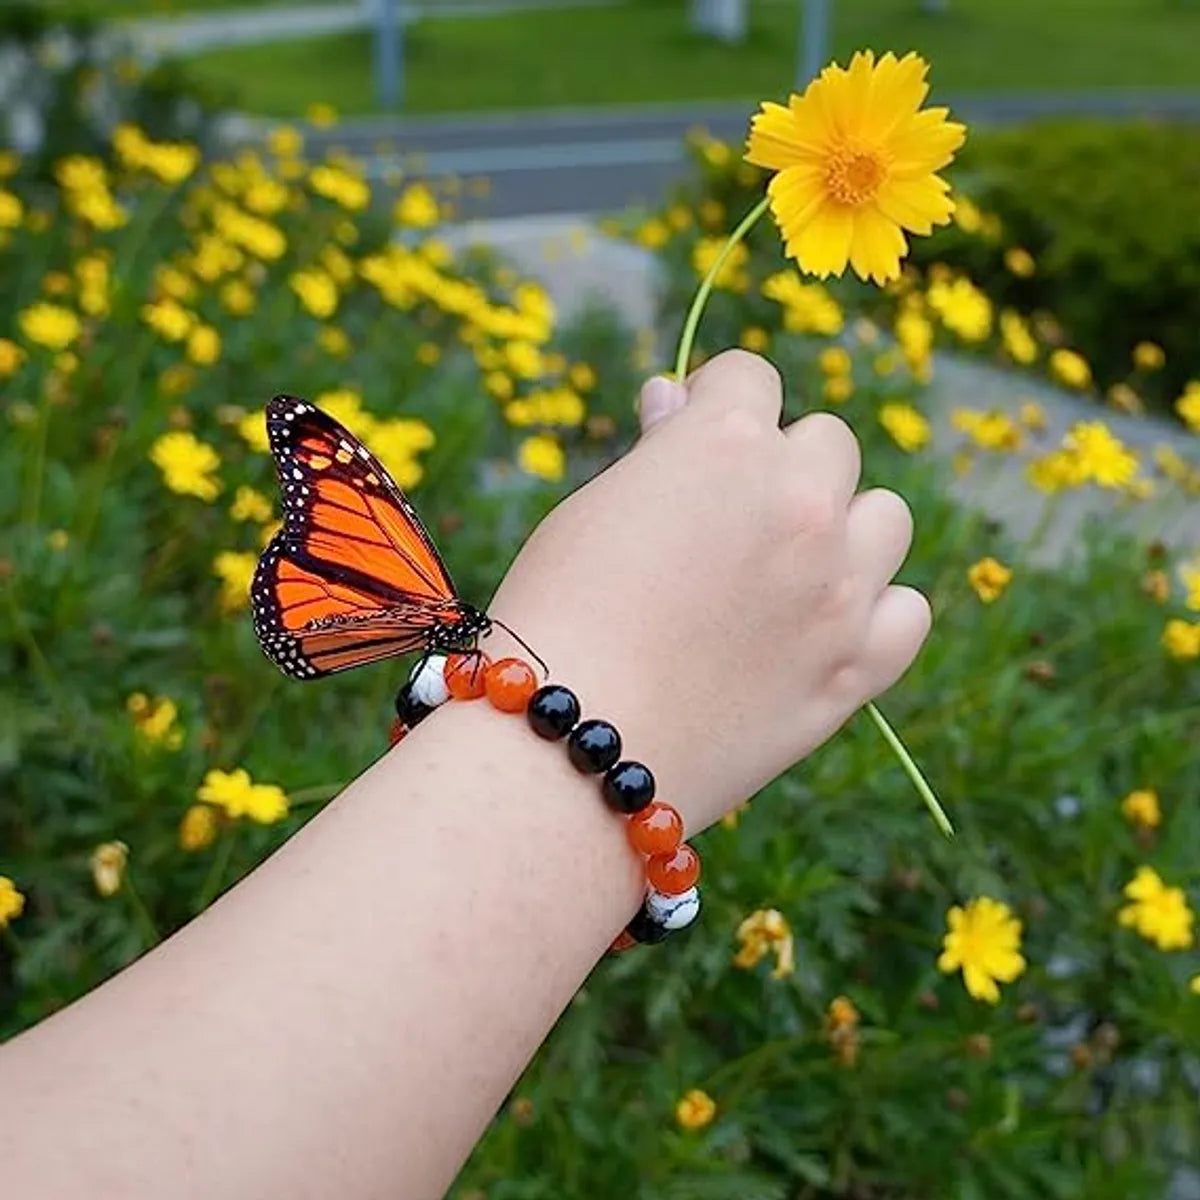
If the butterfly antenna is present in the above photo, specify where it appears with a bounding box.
[491,618,550,679]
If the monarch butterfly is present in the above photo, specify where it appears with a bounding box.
[250,394,537,682]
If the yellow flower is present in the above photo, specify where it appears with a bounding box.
[305,101,338,127]
[1063,421,1138,488]
[1004,246,1035,278]
[150,431,221,501]
[733,908,795,978]
[567,362,596,392]
[0,150,18,177]
[1019,401,1047,431]
[0,877,25,928]
[745,51,965,283]
[927,276,992,342]
[237,410,270,453]
[951,409,1022,453]
[1176,382,1200,434]
[187,324,222,366]
[1191,974,1200,996]
[878,402,930,452]
[366,419,435,490]
[967,556,1012,603]
[1121,789,1161,830]
[1180,559,1200,611]
[823,995,861,1067]
[393,183,440,228]
[952,194,982,233]
[1118,866,1194,950]
[738,326,768,351]
[761,271,843,334]
[818,346,852,376]
[142,298,194,343]
[999,309,1038,365]
[90,841,128,898]
[197,767,288,825]
[0,336,25,376]
[0,189,23,228]
[290,268,339,319]
[634,217,669,249]
[309,164,370,211]
[895,308,933,377]
[314,387,372,437]
[243,178,289,216]
[1026,449,1087,494]
[316,325,350,358]
[675,1089,716,1131]
[113,124,199,184]
[213,550,256,612]
[180,804,219,851]
[18,302,81,351]
[230,485,272,524]
[1133,341,1165,371]
[1142,568,1170,604]
[505,339,546,380]
[220,279,256,316]
[823,375,853,404]
[415,340,440,366]
[1107,383,1143,416]
[1163,618,1200,661]
[518,434,565,482]
[692,236,749,291]
[937,896,1026,1003]
[1050,348,1092,391]
[267,124,303,158]
[127,692,184,749]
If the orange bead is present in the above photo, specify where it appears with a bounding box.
[609,930,637,953]
[388,717,408,747]
[444,652,490,700]
[484,657,537,713]
[627,802,683,856]
[646,844,700,896]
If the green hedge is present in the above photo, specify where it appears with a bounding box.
[911,120,1200,408]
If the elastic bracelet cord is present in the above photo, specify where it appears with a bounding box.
[389,652,702,949]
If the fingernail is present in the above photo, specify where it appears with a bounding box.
[638,375,686,428]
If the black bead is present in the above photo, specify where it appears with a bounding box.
[626,901,671,945]
[394,682,434,727]
[526,684,581,740]
[601,761,655,814]
[566,719,622,773]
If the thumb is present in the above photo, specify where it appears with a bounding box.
[636,374,688,436]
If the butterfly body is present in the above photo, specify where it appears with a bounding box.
[251,394,492,680]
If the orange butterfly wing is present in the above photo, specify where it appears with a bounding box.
[251,394,464,679]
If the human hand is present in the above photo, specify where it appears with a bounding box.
[489,350,930,836]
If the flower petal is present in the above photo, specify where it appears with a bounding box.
[847,205,907,284]
[785,203,854,278]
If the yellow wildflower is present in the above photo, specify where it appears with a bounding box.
[823,995,861,1067]
[0,877,25,928]
[1107,383,1143,416]
[634,217,669,249]
[1026,449,1087,494]
[818,346,852,376]
[242,178,289,216]
[230,485,272,524]
[745,51,965,283]
[309,164,370,211]
[568,362,596,392]
[518,434,565,482]
[305,102,338,127]
[90,841,128,898]
[1163,618,1200,661]
[1176,382,1200,434]
[505,339,546,380]
[113,124,199,184]
[1121,789,1161,831]
[187,324,222,366]
[676,1089,716,1131]
[415,340,440,366]
[824,375,853,404]
[967,556,1012,603]
[150,431,221,501]
[180,804,219,851]
[197,767,288,825]
[895,308,934,378]
[394,183,440,228]
[762,271,843,335]
[212,202,286,261]
[1050,348,1092,391]
[1133,341,1165,371]
[1181,559,1200,611]
[141,298,194,343]
[127,692,184,750]
[0,337,25,377]
[314,387,372,437]
[220,279,256,316]
[692,236,749,291]
[0,189,23,228]
[999,309,1038,365]
[366,419,435,490]
[268,124,304,158]
[1118,866,1194,950]
[1063,421,1138,488]
[290,268,339,319]
[1142,568,1170,604]
[213,551,256,612]
[878,402,930,452]
[733,908,795,978]
[952,194,982,233]
[739,326,769,351]
[18,302,81,351]
[1191,975,1200,996]
[927,276,992,342]
[1004,246,1035,278]
[951,409,1022,453]
[937,896,1026,1003]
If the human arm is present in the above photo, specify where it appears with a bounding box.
[0,351,929,1200]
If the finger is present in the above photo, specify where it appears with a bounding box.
[846,488,914,593]
[684,349,783,427]
[859,584,932,697]
[636,375,688,436]
[784,411,862,509]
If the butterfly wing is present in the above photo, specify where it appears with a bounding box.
[251,393,461,679]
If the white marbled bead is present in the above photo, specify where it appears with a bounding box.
[645,886,701,931]
[410,655,450,708]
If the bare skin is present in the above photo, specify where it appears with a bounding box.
[0,351,929,1200]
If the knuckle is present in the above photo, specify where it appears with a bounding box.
[777,479,840,538]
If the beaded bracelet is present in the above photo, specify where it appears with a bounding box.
[389,651,702,948]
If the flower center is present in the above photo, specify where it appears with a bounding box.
[824,147,887,207]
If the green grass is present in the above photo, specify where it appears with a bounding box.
[178,0,1200,117]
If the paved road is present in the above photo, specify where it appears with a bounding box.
[220,90,1200,219]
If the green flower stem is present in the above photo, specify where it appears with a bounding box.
[671,195,953,838]
[123,869,162,948]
